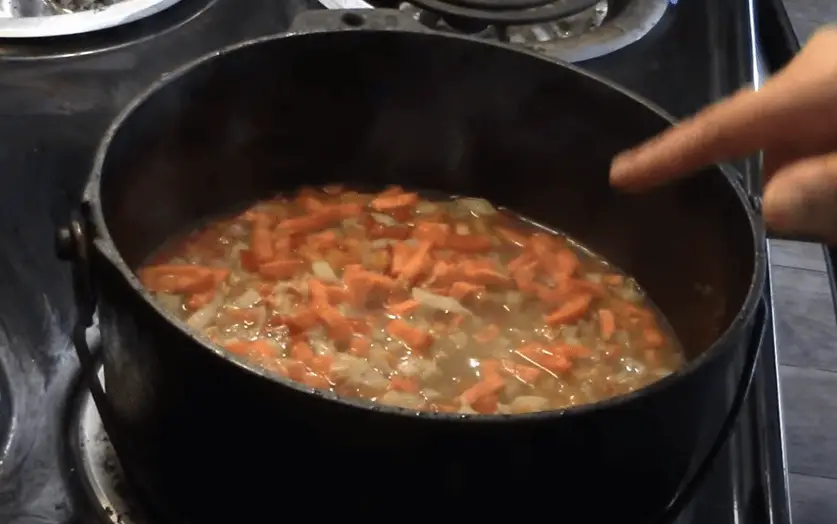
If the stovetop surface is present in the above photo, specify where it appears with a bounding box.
[0,0,790,523]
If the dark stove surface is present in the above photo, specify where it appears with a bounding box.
[0,0,790,523]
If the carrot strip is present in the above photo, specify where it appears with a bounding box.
[290,340,315,362]
[449,281,484,301]
[138,264,216,294]
[644,326,665,349]
[386,319,434,354]
[186,290,215,310]
[258,259,304,280]
[250,214,274,263]
[474,324,500,343]
[413,222,451,244]
[387,298,420,317]
[444,234,493,253]
[390,376,420,393]
[370,191,418,212]
[397,241,433,284]
[349,336,371,357]
[598,309,616,341]
[544,293,593,326]
[460,374,505,406]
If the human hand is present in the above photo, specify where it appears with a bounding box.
[610,26,837,243]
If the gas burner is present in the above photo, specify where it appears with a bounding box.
[320,0,668,63]
[0,0,188,38]
[0,0,216,59]
[68,366,147,524]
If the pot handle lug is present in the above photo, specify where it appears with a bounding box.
[56,207,108,407]
[288,9,428,35]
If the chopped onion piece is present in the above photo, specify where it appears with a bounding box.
[232,289,261,309]
[370,212,399,226]
[457,197,496,216]
[186,294,223,330]
[412,287,471,316]
[380,390,425,410]
[311,260,339,283]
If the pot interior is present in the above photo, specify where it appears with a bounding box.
[95,29,757,362]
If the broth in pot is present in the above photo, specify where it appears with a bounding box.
[138,186,685,415]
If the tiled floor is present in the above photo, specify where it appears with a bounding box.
[770,239,837,523]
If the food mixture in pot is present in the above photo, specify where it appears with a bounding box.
[138,186,685,414]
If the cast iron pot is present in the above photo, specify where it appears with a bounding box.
[57,9,766,524]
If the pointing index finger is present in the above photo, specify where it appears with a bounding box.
[609,84,798,190]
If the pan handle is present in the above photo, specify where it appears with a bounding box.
[55,206,119,436]
[287,8,429,35]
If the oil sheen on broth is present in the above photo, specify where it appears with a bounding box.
[138,186,685,415]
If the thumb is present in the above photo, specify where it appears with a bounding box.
[763,152,837,244]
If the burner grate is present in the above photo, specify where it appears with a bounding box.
[68,367,146,524]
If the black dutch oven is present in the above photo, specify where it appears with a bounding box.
[57,10,766,524]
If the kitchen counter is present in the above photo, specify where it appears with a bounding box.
[781,0,836,40]
[761,4,837,524]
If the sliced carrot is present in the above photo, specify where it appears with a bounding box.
[501,359,542,385]
[598,309,616,341]
[364,249,391,273]
[413,222,451,244]
[270,308,319,334]
[508,253,536,273]
[315,305,354,343]
[461,266,510,288]
[290,340,315,362]
[389,243,415,277]
[552,343,593,359]
[308,355,334,375]
[308,278,330,306]
[390,376,420,394]
[368,224,411,240]
[449,281,484,301]
[602,273,624,286]
[370,191,418,212]
[248,339,277,359]
[471,394,499,414]
[460,374,505,406]
[474,324,500,343]
[386,319,434,354]
[544,293,593,326]
[444,234,493,253]
[186,289,215,310]
[258,258,304,280]
[224,340,249,355]
[644,326,665,349]
[223,307,263,324]
[554,248,580,278]
[239,250,260,273]
[515,343,573,374]
[250,213,274,263]
[349,336,371,357]
[397,240,434,284]
[387,298,420,317]
[275,208,341,235]
[138,264,216,294]
[306,230,339,251]
[281,361,304,382]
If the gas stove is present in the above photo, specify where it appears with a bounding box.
[0,0,792,523]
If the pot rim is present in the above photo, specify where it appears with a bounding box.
[85,24,767,423]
